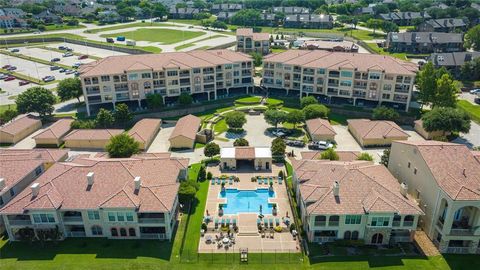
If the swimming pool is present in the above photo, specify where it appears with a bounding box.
[219,188,275,214]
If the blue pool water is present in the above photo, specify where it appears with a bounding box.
[219,188,275,214]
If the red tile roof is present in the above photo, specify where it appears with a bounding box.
[235,147,256,159]
[0,114,41,136]
[169,114,201,141]
[0,159,43,197]
[300,151,361,161]
[236,28,269,40]
[0,149,69,163]
[348,119,409,139]
[63,129,124,141]
[305,118,336,136]
[33,118,74,140]
[128,118,161,144]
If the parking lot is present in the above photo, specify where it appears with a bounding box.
[0,80,58,105]
[8,46,96,67]
[46,43,129,58]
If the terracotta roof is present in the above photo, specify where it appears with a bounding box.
[235,147,256,159]
[305,118,336,137]
[0,149,69,163]
[63,129,124,141]
[348,119,409,139]
[128,118,161,144]
[291,159,423,215]
[264,50,417,75]
[394,141,480,200]
[0,114,41,136]
[79,50,252,77]
[0,156,189,214]
[169,114,201,141]
[301,151,361,161]
[0,159,43,197]
[236,28,269,40]
[33,118,74,140]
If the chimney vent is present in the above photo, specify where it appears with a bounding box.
[400,182,408,197]
[87,172,94,186]
[134,176,141,190]
[0,178,5,190]
[333,181,340,197]
[31,183,40,198]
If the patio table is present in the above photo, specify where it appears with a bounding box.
[222,237,230,244]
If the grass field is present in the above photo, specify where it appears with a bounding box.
[457,99,480,124]
[101,29,205,44]
[84,22,178,34]
[174,42,196,51]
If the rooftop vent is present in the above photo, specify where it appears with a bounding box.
[0,178,5,190]
[87,172,94,186]
[333,181,340,197]
[400,182,408,197]
[134,176,141,190]
[31,183,40,198]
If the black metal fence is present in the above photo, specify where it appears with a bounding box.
[180,249,304,264]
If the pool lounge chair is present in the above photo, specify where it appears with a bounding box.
[211,178,215,185]
[269,177,273,184]
[222,178,226,185]
[229,177,233,185]
[214,218,219,229]
[226,218,231,226]
[257,177,262,184]
[221,218,226,226]
[216,178,221,184]
[278,177,283,185]
[263,178,268,184]
[264,219,269,228]
[269,218,274,228]
[257,218,261,226]
[233,218,237,226]
[275,218,280,226]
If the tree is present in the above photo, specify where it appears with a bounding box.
[417,62,448,107]
[211,20,227,29]
[320,148,339,160]
[178,93,193,106]
[381,21,399,33]
[433,73,458,108]
[95,109,114,128]
[233,138,249,146]
[251,52,263,67]
[105,133,140,158]
[300,96,318,108]
[286,109,304,128]
[152,2,167,18]
[198,165,206,181]
[178,181,197,203]
[146,94,164,109]
[225,111,247,129]
[422,107,471,135]
[357,152,373,161]
[16,87,56,117]
[380,149,390,167]
[204,142,220,157]
[366,18,383,34]
[264,109,287,128]
[230,9,262,26]
[465,25,480,51]
[271,137,286,157]
[57,78,82,102]
[302,104,329,120]
[372,106,399,120]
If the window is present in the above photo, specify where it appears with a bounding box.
[120,228,127,236]
[345,215,362,225]
[167,70,178,76]
[111,228,118,237]
[129,228,136,236]
[317,68,325,75]
[382,93,390,99]
[144,82,151,90]
[91,225,103,235]
[101,75,110,82]
[126,213,134,222]
[32,213,56,224]
[344,231,351,240]
[329,215,339,226]
[369,73,381,80]
[340,80,352,87]
[0,196,3,205]
[351,231,359,240]
[141,73,151,79]
[108,212,116,222]
[314,215,326,226]
[340,71,353,77]
[103,86,111,92]
[88,211,100,220]
[371,217,389,227]
[383,84,392,91]
[193,68,200,74]
[128,73,138,80]
[9,189,15,197]
[117,212,125,222]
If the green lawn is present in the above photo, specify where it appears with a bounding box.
[175,42,196,51]
[0,104,16,114]
[84,22,178,34]
[235,96,262,104]
[457,99,480,124]
[101,29,205,44]
[213,118,228,134]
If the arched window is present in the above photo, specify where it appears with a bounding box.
[393,214,402,226]
[371,233,383,244]
[129,228,136,237]
[91,225,103,236]
[351,231,359,240]
[111,228,118,237]
[120,228,127,236]
[344,231,351,240]
[144,82,151,89]
[131,83,138,90]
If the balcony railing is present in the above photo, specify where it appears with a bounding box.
[63,216,83,223]
[446,247,470,254]
[436,219,444,230]
[403,221,414,227]
[328,221,339,227]
[140,233,166,240]
[393,221,401,227]
[313,236,336,243]
[9,219,32,225]
[138,218,166,224]
[314,221,326,227]
[392,236,411,243]
[67,231,86,237]
[450,228,474,236]
[86,90,100,95]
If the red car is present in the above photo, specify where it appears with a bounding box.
[19,80,29,86]
[4,76,15,81]
[2,64,11,69]
[78,55,88,60]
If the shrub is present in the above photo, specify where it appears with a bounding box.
[372,106,399,120]
[320,148,339,160]
[206,171,213,180]
[233,138,249,146]
[300,96,318,108]
[204,142,220,157]
[357,152,373,161]
[198,166,206,181]
[225,111,247,129]
[302,104,329,120]
[105,134,140,158]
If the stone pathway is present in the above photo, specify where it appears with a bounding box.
[414,230,440,256]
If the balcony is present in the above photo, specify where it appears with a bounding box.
[314,221,326,227]
[203,79,214,84]
[393,220,401,227]
[303,70,314,75]
[138,218,166,224]
[354,85,367,90]
[140,233,166,239]
[450,228,475,236]
[437,219,444,230]
[86,90,100,95]
[114,87,129,92]
[328,221,339,227]
[8,219,32,226]
[328,83,339,87]
[63,216,83,223]
[67,231,86,237]
[403,221,414,227]
[446,247,470,254]
[314,236,336,243]
[392,236,411,243]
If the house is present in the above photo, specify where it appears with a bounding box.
[300,151,361,161]
[414,119,450,140]
[168,114,201,149]
[284,14,333,29]
[353,7,375,16]
[386,32,464,53]
[0,155,189,241]
[379,12,431,26]
[429,52,480,78]
[0,148,69,169]
[236,28,270,55]
[33,10,62,24]
[169,7,200,19]
[33,118,74,147]
[63,129,124,149]
[292,158,423,245]
[347,119,409,147]
[305,118,336,142]
[388,141,480,254]
[299,39,359,53]
[211,3,242,14]
[220,147,272,171]
[417,19,468,33]
[0,114,42,144]
[272,6,310,14]
[2,8,26,18]
[97,11,120,23]
[216,11,236,21]
[128,118,162,150]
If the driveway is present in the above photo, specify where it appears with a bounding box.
[453,120,480,148]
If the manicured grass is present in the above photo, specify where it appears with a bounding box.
[175,42,196,51]
[272,48,288,53]
[213,118,228,135]
[138,46,162,53]
[169,17,216,26]
[194,142,205,149]
[196,46,211,50]
[101,29,205,44]
[194,34,227,43]
[84,22,178,34]
[0,24,85,36]
[0,104,16,113]
[457,99,480,124]
[266,98,283,106]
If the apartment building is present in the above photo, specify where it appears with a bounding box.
[262,50,417,111]
[417,18,468,33]
[388,141,480,254]
[429,52,480,79]
[386,32,464,54]
[0,155,188,241]
[379,12,431,26]
[236,28,270,55]
[291,159,423,245]
[79,50,254,116]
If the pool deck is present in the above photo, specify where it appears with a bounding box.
[199,164,299,253]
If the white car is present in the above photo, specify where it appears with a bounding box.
[470,89,480,95]
[42,76,55,82]
[65,69,75,74]
[308,141,334,150]
[63,52,74,57]
[0,73,7,80]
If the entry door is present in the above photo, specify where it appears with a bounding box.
[371,233,383,244]
[266,162,270,170]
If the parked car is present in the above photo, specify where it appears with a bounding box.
[42,76,55,82]
[6,66,17,71]
[74,71,80,77]
[50,58,60,62]
[65,69,75,74]
[106,37,114,43]
[308,141,334,150]
[4,76,15,81]
[285,139,305,147]
[10,48,20,53]
[2,64,11,69]
[66,47,73,51]
[0,73,7,80]
[78,55,88,60]
[50,66,60,71]
[126,40,136,46]
[18,80,29,86]
[63,52,73,57]
[33,31,41,34]
[72,62,82,68]
[58,46,67,50]
[59,68,66,73]
[116,36,125,41]
[470,89,480,94]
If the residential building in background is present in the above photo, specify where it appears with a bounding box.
[429,52,480,78]
[0,155,188,241]
[168,7,200,19]
[388,141,480,254]
[292,159,423,245]
[211,3,242,13]
[347,119,409,147]
[79,50,254,115]
[386,32,464,53]
[262,50,417,111]
[284,14,333,29]
[379,12,431,26]
[272,6,310,14]
[0,114,42,144]
[236,28,270,55]
[417,18,468,33]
